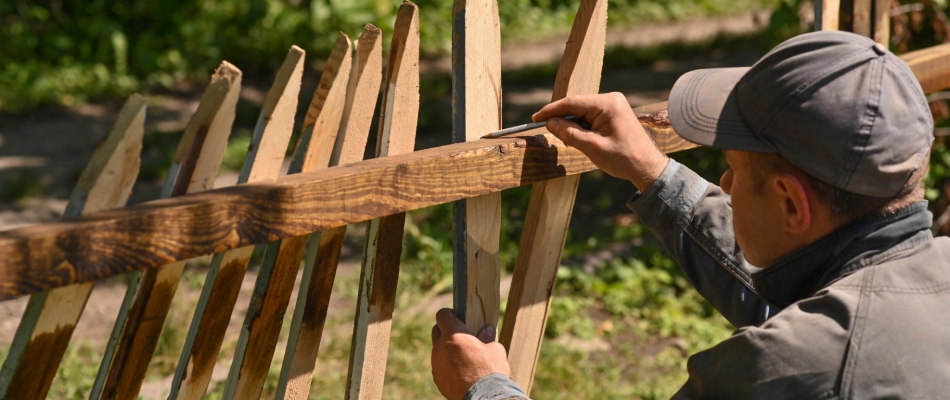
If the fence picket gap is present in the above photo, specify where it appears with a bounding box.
[0,94,146,400]
[223,25,382,400]
[499,0,608,393]
[342,3,421,399]
[451,0,504,335]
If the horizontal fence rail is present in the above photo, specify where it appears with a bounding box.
[1,34,949,301]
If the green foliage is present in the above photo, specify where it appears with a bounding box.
[1,0,777,112]
[0,170,46,204]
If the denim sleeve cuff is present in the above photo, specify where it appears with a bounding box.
[464,373,530,400]
[627,159,709,232]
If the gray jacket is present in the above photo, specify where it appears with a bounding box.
[467,160,950,400]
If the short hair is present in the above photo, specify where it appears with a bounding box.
[746,151,929,225]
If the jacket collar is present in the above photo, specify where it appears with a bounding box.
[751,201,933,309]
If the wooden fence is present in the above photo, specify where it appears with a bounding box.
[1,0,949,398]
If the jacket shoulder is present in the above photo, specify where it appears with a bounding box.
[675,290,856,399]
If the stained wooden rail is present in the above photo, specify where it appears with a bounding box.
[1,33,949,301]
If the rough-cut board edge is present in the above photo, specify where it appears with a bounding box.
[500,0,606,393]
[224,26,382,400]
[0,94,146,400]
[451,0,504,334]
[93,61,241,398]
[343,3,420,399]
[331,24,383,167]
[272,33,354,400]
[170,40,349,400]
[240,46,306,183]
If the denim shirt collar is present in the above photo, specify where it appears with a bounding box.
[751,201,933,309]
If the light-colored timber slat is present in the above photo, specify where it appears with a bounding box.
[452,0,504,334]
[0,44,946,300]
[0,94,146,400]
[853,0,872,37]
[343,3,421,400]
[224,25,382,400]
[165,46,309,400]
[275,32,353,399]
[90,60,245,400]
[269,33,354,400]
[819,0,841,30]
[500,0,607,394]
[873,0,889,45]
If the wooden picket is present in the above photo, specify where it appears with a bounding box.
[1,1,950,399]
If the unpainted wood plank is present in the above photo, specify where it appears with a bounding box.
[499,0,607,393]
[0,94,146,400]
[224,26,382,400]
[902,44,950,94]
[343,3,420,399]
[452,0,504,334]
[90,61,246,400]
[873,0,890,45]
[0,132,606,298]
[267,34,354,400]
[156,46,304,400]
[853,0,873,36]
[819,0,841,31]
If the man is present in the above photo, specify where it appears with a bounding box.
[431,31,950,399]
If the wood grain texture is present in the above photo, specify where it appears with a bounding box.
[873,0,890,45]
[819,0,841,31]
[169,42,345,400]
[272,34,354,400]
[91,60,246,400]
[225,27,381,400]
[853,0,872,37]
[343,3,420,399]
[499,0,606,393]
[0,94,146,400]
[902,43,950,95]
[452,0,504,334]
[165,46,312,400]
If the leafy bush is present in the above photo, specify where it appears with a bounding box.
[1,0,779,112]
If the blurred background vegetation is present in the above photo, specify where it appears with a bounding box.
[2,0,950,398]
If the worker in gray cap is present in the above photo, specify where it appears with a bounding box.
[431,30,950,399]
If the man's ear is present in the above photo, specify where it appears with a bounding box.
[772,173,812,234]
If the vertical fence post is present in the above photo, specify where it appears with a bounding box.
[451,0,503,335]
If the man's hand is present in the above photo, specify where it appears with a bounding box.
[431,308,510,400]
[533,93,669,192]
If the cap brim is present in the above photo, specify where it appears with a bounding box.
[668,67,775,152]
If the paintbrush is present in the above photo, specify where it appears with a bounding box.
[480,115,592,139]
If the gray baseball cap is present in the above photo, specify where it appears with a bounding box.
[668,30,933,197]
